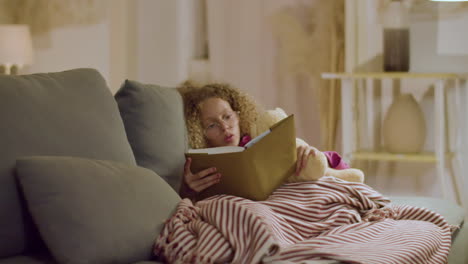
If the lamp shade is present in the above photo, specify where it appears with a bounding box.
[0,24,33,67]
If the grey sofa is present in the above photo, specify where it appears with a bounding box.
[0,68,465,264]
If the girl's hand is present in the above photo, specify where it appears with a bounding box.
[183,157,221,193]
[295,145,319,176]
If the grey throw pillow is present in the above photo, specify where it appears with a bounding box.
[115,80,187,191]
[16,156,180,264]
[0,68,136,257]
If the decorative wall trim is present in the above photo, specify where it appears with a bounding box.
[377,0,468,21]
[1,0,108,35]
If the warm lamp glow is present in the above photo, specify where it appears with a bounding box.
[0,24,33,74]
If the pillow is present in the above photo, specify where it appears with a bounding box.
[115,80,187,191]
[0,68,136,257]
[16,156,181,264]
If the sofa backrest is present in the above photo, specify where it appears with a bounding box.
[0,69,136,257]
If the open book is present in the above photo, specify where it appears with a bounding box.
[186,115,296,201]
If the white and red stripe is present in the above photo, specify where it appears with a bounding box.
[154,176,454,264]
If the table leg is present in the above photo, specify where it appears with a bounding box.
[449,79,466,206]
[341,79,354,164]
[435,79,447,200]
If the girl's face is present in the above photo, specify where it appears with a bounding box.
[199,97,241,147]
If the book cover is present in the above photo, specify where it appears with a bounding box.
[185,115,296,201]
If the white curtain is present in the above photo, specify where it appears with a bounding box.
[206,0,344,148]
[206,0,321,146]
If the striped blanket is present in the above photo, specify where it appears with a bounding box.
[154,176,454,264]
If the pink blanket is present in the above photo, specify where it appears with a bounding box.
[154,176,453,264]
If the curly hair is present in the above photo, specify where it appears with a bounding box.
[179,82,260,149]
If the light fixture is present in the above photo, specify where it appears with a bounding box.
[0,24,33,75]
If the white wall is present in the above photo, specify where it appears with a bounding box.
[109,0,137,93]
[437,11,468,56]
[411,17,468,73]
[17,0,204,93]
[134,0,204,87]
[25,22,110,83]
[135,0,180,86]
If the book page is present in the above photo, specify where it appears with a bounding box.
[187,146,245,154]
[187,128,272,154]
[244,129,271,148]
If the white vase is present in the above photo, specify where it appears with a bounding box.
[383,93,426,153]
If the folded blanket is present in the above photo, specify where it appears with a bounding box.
[154,176,453,264]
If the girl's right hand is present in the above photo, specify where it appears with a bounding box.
[183,157,221,193]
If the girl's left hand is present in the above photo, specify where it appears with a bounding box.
[295,145,319,176]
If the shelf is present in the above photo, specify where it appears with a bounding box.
[351,151,453,163]
[321,72,467,79]
[324,70,466,204]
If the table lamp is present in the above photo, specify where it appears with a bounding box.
[0,24,33,75]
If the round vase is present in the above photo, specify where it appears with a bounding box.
[382,93,426,153]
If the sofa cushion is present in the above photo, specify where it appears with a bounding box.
[115,80,187,191]
[16,156,180,264]
[0,69,136,257]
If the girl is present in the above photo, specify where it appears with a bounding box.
[179,83,348,200]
